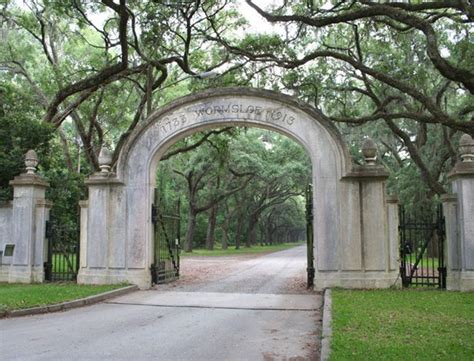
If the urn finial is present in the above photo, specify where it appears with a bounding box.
[459,134,474,162]
[362,138,377,165]
[24,149,39,174]
[98,148,112,174]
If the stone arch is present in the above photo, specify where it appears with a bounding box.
[78,88,399,289]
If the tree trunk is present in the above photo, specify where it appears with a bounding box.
[184,209,197,252]
[246,216,258,248]
[266,223,273,245]
[221,207,232,250]
[235,211,244,250]
[205,203,218,250]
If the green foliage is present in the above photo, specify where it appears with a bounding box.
[330,289,474,361]
[1,0,469,236]
[158,127,311,250]
[0,83,53,200]
[44,163,86,228]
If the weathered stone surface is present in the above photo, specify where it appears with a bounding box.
[6,172,50,283]
[78,88,397,290]
[386,195,399,272]
[0,203,13,272]
[79,200,88,269]
[446,151,474,291]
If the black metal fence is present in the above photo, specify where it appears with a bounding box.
[306,184,314,288]
[151,194,180,284]
[44,217,80,282]
[399,205,446,288]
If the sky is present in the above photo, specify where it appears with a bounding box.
[236,0,279,33]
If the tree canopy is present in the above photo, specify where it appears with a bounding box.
[1,0,472,247]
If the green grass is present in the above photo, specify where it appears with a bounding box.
[51,253,77,273]
[182,241,305,257]
[406,254,439,269]
[330,289,474,361]
[0,283,126,312]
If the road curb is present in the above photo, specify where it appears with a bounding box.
[320,288,332,361]
[0,285,138,319]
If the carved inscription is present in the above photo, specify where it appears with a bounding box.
[154,102,296,137]
[194,103,295,126]
[155,113,188,135]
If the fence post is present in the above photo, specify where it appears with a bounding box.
[7,150,51,283]
[386,195,400,278]
[446,134,474,291]
[79,200,88,270]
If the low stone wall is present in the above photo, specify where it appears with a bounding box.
[0,202,13,281]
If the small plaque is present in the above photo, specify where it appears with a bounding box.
[4,244,14,257]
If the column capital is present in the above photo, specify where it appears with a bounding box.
[448,161,474,180]
[9,173,49,188]
[441,193,458,203]
[85,174,123,186]
[343,164,389,181]
[386,195,399,204]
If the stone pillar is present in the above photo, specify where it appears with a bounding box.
[347,139,398,287]
[441,193,459,290]
[8,150,51,283]
[315,138,399,289]
[445,134,474,291]
[77,148,151,288]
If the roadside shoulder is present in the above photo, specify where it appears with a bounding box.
[1,285,138,319]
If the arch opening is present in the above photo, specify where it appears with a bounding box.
[152,126,313,287]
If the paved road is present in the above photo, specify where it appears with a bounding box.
[1,245,322,361]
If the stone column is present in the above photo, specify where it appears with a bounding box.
[318,138,400,289]
[352,139,398,286]
[8,150,51,283]
[77,148,150,288]
[441,193,458,290]
[446,134,474,291]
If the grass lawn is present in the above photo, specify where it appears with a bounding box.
[0,283,125,312]
[51,253,78,273]
[182,241,305,257]
[406,254,440,269]
[330,289,474,361]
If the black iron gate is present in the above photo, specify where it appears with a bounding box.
[399,205,446,288]
[306,184,315,288]
[151,190,180,284]
[44,217,80,281]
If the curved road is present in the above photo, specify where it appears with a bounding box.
[1,245,322,360]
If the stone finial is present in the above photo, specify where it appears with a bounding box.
[98,147,112,174]
[362,137,377,165]
[459,134,474,162]
[24,149,39,174]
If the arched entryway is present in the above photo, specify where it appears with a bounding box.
[77,88,399,289]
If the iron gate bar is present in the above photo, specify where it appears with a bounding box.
[44,217,80,282]
[399,204,446,289]
[306,184,314,288]
[151,190,180,284]
[157,210,179,277]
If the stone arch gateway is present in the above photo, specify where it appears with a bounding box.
[77,88,400,289]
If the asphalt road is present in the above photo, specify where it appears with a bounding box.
[1,245,322,361]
